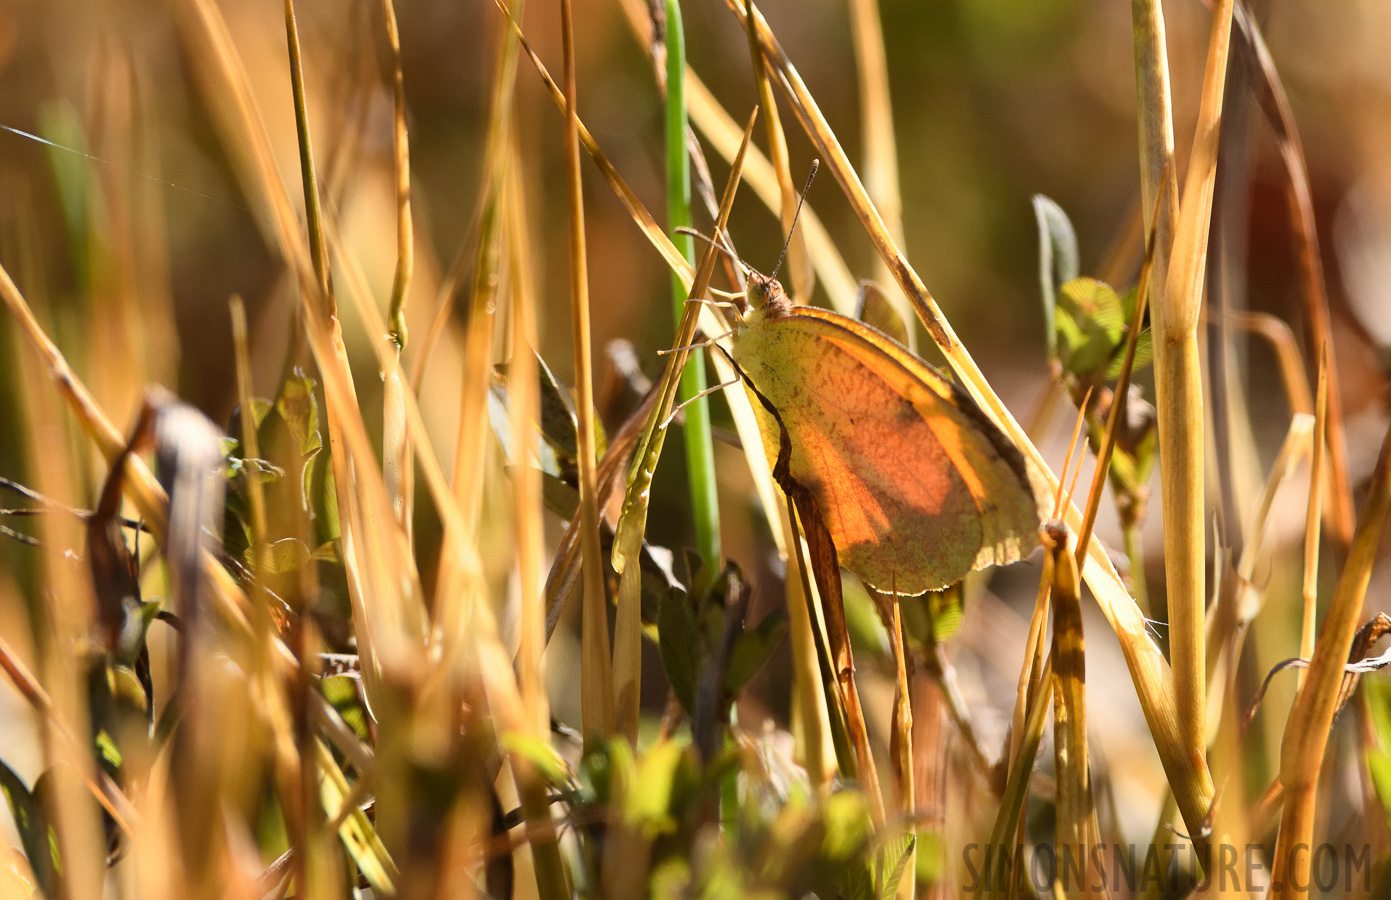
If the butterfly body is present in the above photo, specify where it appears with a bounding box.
[729,277,1042,594]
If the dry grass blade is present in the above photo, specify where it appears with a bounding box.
[1047,523,1096,897]
[177,0,314,283]
[504,155,548,742]
[1232,3,1354,546]
[845,0,911,346]
[984,655,1054,900]
[1272,421,1391,897]
[501,0,692,283]
[559,0,614,741]
[728,0,1215,845]
[1203,414,1316,729]
[378,0,415,542]
[283,0,332,307]
[1206,308,1313,417]
[503,154,572,900]
[1129,0,1180,295]
[451,3,521,538]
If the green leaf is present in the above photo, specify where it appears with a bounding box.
[1365,680,1391,828]
[321,675,369,742]
[877,834,916,900]
[255,537,309,576]
[1106,329,1153,379]
[275,374,322,460]
[842,860,874,900]
[0,760,56,897]
[625,741,689,837]
[534,349,583,459]
[580,738,635,810]
[931,590,964,643]
[317,744,397,895]
[821,791,873,862]
[40,102,91,263]
[501,733,574,788]
[316,456,340,543]
[659,591,702,715]
[496,348,609,463]
[1056,278,1125,378]
[842,577,889,661]
[1033,195,1080,362]
[724,609,788,694]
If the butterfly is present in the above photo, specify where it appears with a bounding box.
[725,272,1042,595]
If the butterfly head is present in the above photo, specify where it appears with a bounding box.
[746,270,792,319]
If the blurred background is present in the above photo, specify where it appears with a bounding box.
[1,0,1390,865]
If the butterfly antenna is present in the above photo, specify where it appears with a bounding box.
[769,159,819,280]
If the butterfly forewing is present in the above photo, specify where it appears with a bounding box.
[732,304,1041,594]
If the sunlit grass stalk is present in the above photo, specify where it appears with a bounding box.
[1128,0,1181,678]
[845,0,911,344]
[742,0,812,303]
[1152,0,1233,772]
[1272,422,1391,897]
[559,0,615,741]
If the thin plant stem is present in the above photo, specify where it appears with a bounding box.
[666,0,723,586]
[1299,346,1328,688]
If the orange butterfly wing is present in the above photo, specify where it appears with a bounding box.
[731,305,1041,594]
